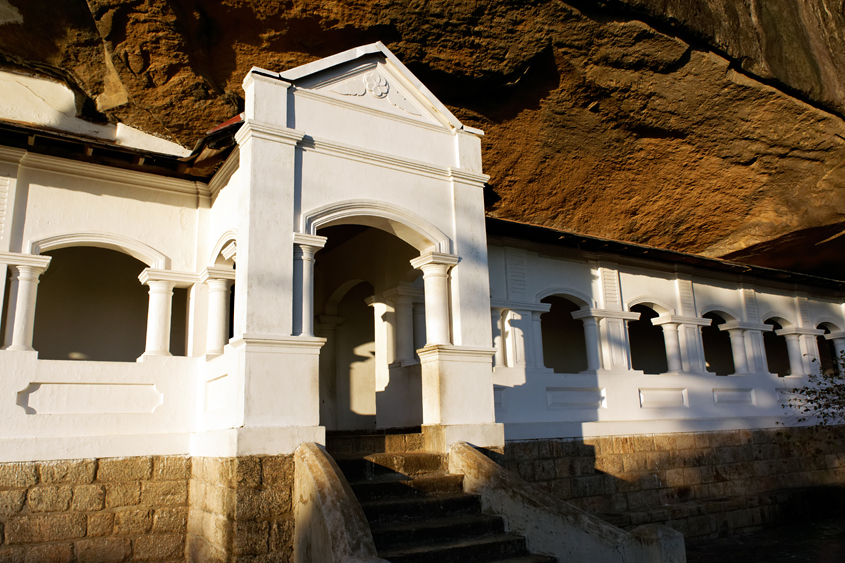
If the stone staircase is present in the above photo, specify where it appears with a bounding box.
[326,430,557,563]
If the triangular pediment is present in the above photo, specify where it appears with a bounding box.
[276,42,481,134]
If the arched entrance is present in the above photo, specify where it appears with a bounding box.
[313,224,425,431]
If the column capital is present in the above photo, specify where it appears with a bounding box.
[234,119,304,147]
[0,252,51,273]
[825,331,845,341]
[383,283,424,303]
[410,252,459,271]
[775,327,825,337]
[652,315,711,327]
[571,308,639,322]
[139,268,198,288]
[720,321,774,332]
[200,267,236,284]
[293,233,327,249]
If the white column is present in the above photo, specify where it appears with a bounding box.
[826,332,845,367]
[580,316,602,371]
[142,279,176,356]
[413,302,426,354]
[202,267,236,357]
[293,234,326,338]
[660,322,683,373]
[725,328,750,374]
[782,333,805,376]
[531,310,545,369]
[410,252,459,346]
[392,294,414,364]
[490,307,506,367]
[3,259,51,351]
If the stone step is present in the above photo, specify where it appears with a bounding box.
[334,452,445,481]
[325,429,424,455]
[361,492,482,525]
[351,473,464,501]
[370,512,505,550]
[377,533,529,563]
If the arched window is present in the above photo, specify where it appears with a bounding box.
[33,247,149,361]
[763,318,791,376]
[816,325,839,376]
[702,312,735,375]
[628,304,668,375]
[540,296,588,373]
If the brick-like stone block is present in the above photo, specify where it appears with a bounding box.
[27,485,73,512]
[72,484,105,512]
[153,456,191,481]
[0,463,37,488]
[611,436,635,454]
[508,440,540,461]
[204,485,234,519]
[76,537,131,563]
[622,453,648,472]
[133,534,184,560]
[140,481,187,507]
[153,507,188,533]
[38,460,96,484]
[235,458,262,489]
[517,462,536,482]
[571,457,596,476]
[233,521,269,556]
[201,511,232,552]
[673,433,697,450]
[594,455,623,474]
[4,513,86,544]
[25,542,73,563]
[268,517,294,553]
[664,468,685,488]
[572,475,608,497]
[235,488,291,521]
[97,457,152,482]
[626,489,661,510]
[535,459,556,481]
[550,478,571,499]
[0,490,26,516]
[105,482,141,508]
[87,513,115,537]
[0,546,24,563]
[682,467,703,485]
[631,435,655,452]
[261,457,293,490]
[114,509,153,535]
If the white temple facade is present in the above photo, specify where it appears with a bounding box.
[0,42,843,464]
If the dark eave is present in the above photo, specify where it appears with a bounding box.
[485,216,845,292]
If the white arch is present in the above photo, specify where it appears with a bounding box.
[209,229,237,266]
[325,279,370,316]
[626,296,675,315]
[760,311,796,328]
[815,317,843,332]
[29,232,168,268]
[698,304,741,322]
[536,287,596,308]
[301,200,451,253]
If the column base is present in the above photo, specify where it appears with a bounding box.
[190,426,326,457]
[423,423,504,453]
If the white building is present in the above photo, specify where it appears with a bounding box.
[0,42,843,560]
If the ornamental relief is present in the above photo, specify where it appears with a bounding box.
[331,71,421,116]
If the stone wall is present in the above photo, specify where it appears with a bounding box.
[492,426,845,539]
[186,456,294,563]
[0,456,190,562]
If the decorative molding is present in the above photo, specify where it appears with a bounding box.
[797,296,812,327]
[229,334,326,354]
[571,308,640,321]
[625,296,676,315]
[200,267,236,283]
[546,387,606,409]
[639,388,688,408]
[599,266,622,311]
[0,146,26,165]
[505,248,527,301]
[676,278,696,317]
[0,175,8,244]
[775,326,825,337]
[759,311,796,326]
[720,321,774,332]
[410,251,460,269]
[17,383,163,415]
[698,304,742,322]
[815,317,844,332]
[331,70,423,117]
[653,315,712,327]
[209,229,237,266]
[293,233,328,249]
[742,288,759,322]
[0,251,52,269]
[209,147,239,199]
[139,268,199,288]
[234,120,305,147]
[19,153,206,199]
[302,199,450,253]
[30,232,169,269]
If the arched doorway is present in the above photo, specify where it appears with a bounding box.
[702,312,735,375]
[540,295,588,373]
[314,224,424,431]
[628,304,668,375]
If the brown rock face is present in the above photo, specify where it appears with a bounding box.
[0,0,843,277]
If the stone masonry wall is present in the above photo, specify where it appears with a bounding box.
[493,426,845,539]
[186,456,294,563]
[0,456,190,562]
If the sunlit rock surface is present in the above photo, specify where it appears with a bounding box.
[0,0,843,278]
